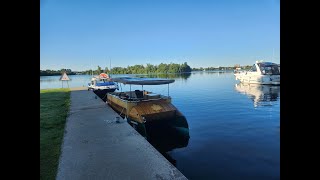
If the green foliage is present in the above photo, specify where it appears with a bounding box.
[81,62,192,74]
[40,69,76,76]
[104,67,110,74]
[97,66,102,74]
[41,62,247,76]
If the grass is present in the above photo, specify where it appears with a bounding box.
[40,88,70,180]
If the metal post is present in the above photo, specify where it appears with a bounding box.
[126,95,129,119]
[168,84,169,97]
[130,84,131,99]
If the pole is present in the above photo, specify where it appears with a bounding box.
[168,84,169,97]
[126,97,128,119]
[109,58,112,78]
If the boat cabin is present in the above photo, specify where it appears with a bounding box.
[249,61,280,75]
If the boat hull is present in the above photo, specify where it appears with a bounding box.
[124,111,189,143]
[234,73,280,85]
[234,61,280,85]
[92,88,117,101]
[107,92,183,124]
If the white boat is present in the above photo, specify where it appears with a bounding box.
[88,73,119,100]
[234,60,280,85]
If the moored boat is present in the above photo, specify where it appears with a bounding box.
[88,73,118,100]
[234,61,280,85]
[106,77,187,134]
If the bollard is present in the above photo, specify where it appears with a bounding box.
[116,117,120,123]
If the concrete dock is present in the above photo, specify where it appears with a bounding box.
[56,88,187,180]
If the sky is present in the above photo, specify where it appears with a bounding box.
[40,0,280,71]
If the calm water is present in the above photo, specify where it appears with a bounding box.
[40,72,280,180]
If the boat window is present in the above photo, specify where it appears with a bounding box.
[249,65,257,72]
[259,64,280,75]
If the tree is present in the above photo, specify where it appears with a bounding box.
[180,62,191,73]
[104,67,110,74]
[157,63,168,73]
[97,66,102,74]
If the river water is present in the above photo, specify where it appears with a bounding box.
[40,72,280,180]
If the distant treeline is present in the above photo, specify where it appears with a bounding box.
[40,63,252,76]
[192,67,233,71]
[40,69,76,76]
[191,65,252,71]
[81,62,192,75]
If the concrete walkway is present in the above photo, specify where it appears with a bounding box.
[56,88,187,180]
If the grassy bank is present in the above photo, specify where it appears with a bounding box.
[40,88,70,180]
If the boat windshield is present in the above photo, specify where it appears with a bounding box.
[258,63,280,75]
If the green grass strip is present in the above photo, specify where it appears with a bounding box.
[40,88,70,180]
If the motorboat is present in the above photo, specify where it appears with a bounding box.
[88,73,118,100]
[234,60,280,85]
[106,77,188,137]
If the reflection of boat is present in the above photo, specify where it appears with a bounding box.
[88,73,118,101]
[234,61,280,85]
[145,116,189,152]
[107,77,187,135]
[146,117,190,167]
[235,83,280,107]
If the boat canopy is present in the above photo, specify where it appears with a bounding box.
[96,82,115,86]
[112,77,175,85]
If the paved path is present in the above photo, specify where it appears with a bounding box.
[56,89,187,180]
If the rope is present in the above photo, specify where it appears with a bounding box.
[119,106,126,116]
[102,92,108,100]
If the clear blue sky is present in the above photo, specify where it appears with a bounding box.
[40,0,280,71]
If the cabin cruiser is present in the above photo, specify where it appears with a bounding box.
[88,73,118,100]
[106,77,188,138]
[234,61,280,85]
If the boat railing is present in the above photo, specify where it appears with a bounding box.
[108,91,170,102]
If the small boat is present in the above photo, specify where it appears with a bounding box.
[88,73,118,100]
[106,77,188,135]
[234,60,280,85]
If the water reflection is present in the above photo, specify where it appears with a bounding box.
[144,117,190,166]
[234,83,280,107]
